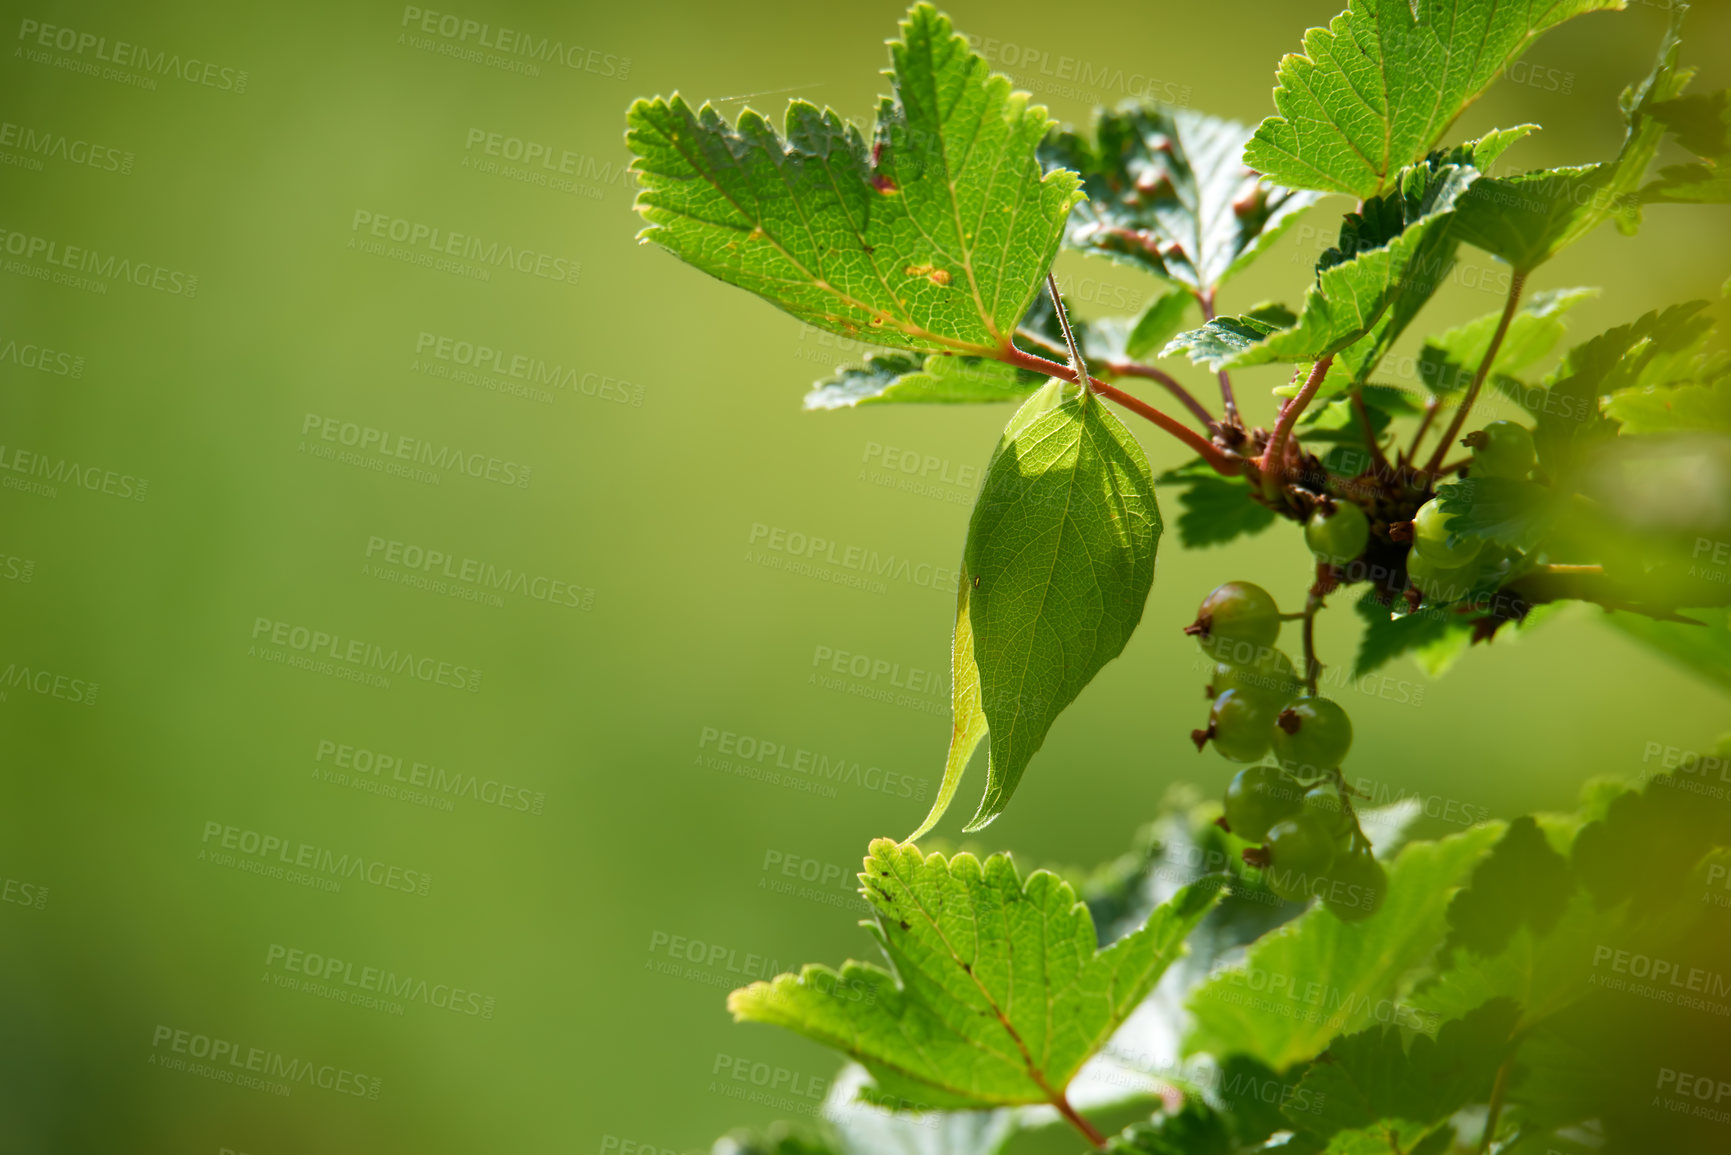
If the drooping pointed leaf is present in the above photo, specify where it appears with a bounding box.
[1165,159,1477,371]
[1290,133,1534,398]
[1452,7,1691,271]
[1042,104,1321,293]
[1244,0,1621,199]
[628,5,1083,356]
[1417,287,1597,396]
[1642,89,1731,203]
[1184,824,1503,1072]
[1157,459,1277,548]
[962,390,1161,831]
[1433,476,1559,551]
[1285,999,1521,1144]
[728,840,1221,1109]
[1444,816,1574,956]
[905,560,987,842]
[806,351,1044,409]
[1521,300,1713,474]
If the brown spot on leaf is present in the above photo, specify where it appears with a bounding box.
[903,264,951,286]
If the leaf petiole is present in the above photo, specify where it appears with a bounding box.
[1426,271,1528,475]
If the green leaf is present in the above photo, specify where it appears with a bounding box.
[1604,376,1731,433]
[805,351,1044,409]
[1525,300,1713,474]
[910,381,1069,840]
[1183,824,1504,1072]
[1285,999,1521,1142]
[1451,7,1692,271]
[1042,104,1321,293]
[1165,160,1477,371]
[1351,592,1472,678]
[1244,0,1618,199]
[1642,90,1731,203]
[962,390,1161,830]
[1122,290,1194,362]
[1433,476,1557,550]
[712,1123,843,1155]
[627,5,1083,356]
[1444,817,1574,956]
[728,840,1221,1110]
[1417,287,1598,395]
[1570,769,1731,912]
[825,1066,1020,1155]
[1109,1101,1237,1154]
[1156,460,1277,549]
[1605,605,1731,690]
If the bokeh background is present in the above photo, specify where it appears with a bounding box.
[1,0,1728,1150]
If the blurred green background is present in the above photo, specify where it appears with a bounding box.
[1,0,1727,1151]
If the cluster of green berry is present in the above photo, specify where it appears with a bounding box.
[1404,421,1536,603]
[1186,581,1386,921]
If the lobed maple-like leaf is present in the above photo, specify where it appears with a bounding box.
[1245,0,1622,200]
[1164,158,1477,371]
[804,351,1043,409]
[1452,5,1691,272]
[627,5,1083,358]
[728,839,1220,1110]
[1642,89,1731,204]
[1042,104,1321,294]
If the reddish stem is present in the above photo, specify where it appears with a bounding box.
[1002,346,1243,476]
[1200,288,1239,421]
[1261,354,1334,499]
[1426,270,1526,475]
[1108,360,1216,426]
[1051,1089,1109,1147]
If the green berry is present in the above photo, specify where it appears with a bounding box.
[1191,582,1281,664]
[1321,845,1387,922]
[1202,689,1280,763]
[1468,421,1535,480]
[1263,816,1337,901]
[1223,765,1303,842]
[1211,648,1302,705]
[1300,783,1353,839]
[1271,697,1354,773]
[1305,501,1370,567]
[1406,550,1477,603]
[1412,498,1483,567]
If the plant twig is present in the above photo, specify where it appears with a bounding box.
[1001,346,1243,475]
[1407,397,1440,465]
[1480,1055,1515,1153]
[1201,288,1239,422]
[1426,270,1527,475]
[1302,565,1329,694]
[1351,388,1390,474]
[1109,361,1216,425]
[1045,272,1092,395]
[1051,1089,1108,1148]
[1013,329,1214,428]
[1261,355,1334,499]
